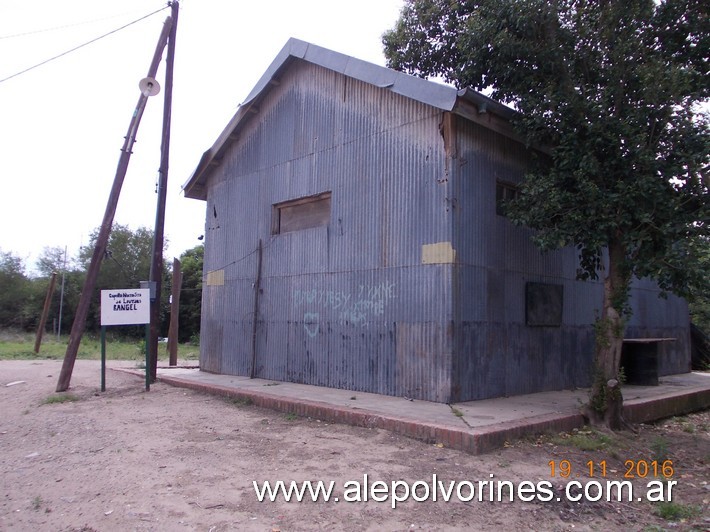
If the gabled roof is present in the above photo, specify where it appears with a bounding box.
[183,38,518,200]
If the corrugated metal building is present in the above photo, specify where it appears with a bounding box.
[183,38,690,403]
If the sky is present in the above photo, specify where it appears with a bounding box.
[0,0,405,273]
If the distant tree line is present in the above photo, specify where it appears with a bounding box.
[0,224,203,343]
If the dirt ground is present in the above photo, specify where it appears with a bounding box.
[0,360,708,532]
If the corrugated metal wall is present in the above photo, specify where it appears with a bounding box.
[199,60,690,403]
[449,116,690,401]
[201,62,455,402]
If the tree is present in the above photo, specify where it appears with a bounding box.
[35,246,67,278]
[78,224,170,336]
[177,244,203,343]
[1,248,79,334]
[34,246,84,337]
[0,250,31,328]
[384,0,709,428]
[689,236,710,333]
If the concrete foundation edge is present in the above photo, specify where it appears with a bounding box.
[119,371,709,455]
[157,375,591,454]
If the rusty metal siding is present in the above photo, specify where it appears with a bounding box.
[449,118,590,399]
[198,57,689,402]
[198,61,456,401]
[625,277,691,376]
[448,117,689,401]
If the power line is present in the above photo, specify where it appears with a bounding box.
[0,6,167,40]
[0,5,170,84]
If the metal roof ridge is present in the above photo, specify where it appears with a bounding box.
[182,38,518,199]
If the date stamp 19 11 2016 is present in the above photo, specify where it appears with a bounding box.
[548,459,674,479]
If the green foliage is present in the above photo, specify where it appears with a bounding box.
[177,244,203,343]
[553,428,616,452]
[78,224,171,337]
[2,226,177,340]
[589,370,611,413]
[35,246,69,278]
[650,435,670,462]
[688,237,710,332]
[384,0,708,298]
[78,225,155,285]
[0,250,32,328]
[0,331,165,361]
[594,317,626,350]
[1,226,202,345]
[33,246,85,337]
[231,397,254,407]
[384,0,709,422]
[654,502,701,521]
[41,393,79,405]
[31,496,43,511]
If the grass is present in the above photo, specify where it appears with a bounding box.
[31,496,42,511]
[551,428,617,452]
[41,394,79,405]
[231,397,254,408]
[654,502,701,521]
[650,435,670,462]
[0,330,199,361]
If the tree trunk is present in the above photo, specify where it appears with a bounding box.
[583,237,631,430]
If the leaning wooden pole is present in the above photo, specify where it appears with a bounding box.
[34,272,58,354]
[148,0,179,382]
[56,16,173,392]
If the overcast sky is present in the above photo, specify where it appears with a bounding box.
[0,0,404,272]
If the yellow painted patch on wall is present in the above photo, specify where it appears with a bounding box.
[206,269,225,286]
[421,242,456,264]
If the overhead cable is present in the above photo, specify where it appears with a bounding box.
[0,5,169,84]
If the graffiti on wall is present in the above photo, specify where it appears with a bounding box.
[293,281,396,336]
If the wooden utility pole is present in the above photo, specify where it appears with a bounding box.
[167,258,182,366]
[34,272,58,354]
[56,16,173,392]
[148,0,179,382]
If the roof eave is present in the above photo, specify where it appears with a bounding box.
[182,39,529,200]
[182,38,463,200]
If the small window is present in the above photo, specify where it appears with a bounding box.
[496,181,520,216]
[272,192,332,234]
[526,282,563,327]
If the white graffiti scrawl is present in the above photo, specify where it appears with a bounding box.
[293,281,396,336]
[303,312,320,338]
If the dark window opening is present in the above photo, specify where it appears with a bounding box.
[496,181,520,216]
[526,282,563,327]
[272,192,332,234]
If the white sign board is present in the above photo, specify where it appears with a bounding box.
[101,289,151,326]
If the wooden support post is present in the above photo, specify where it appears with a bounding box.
[148,0,179,383]
[34,272,58,354]
[167,258,182,366]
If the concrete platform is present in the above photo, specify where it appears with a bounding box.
[136,367,710,455]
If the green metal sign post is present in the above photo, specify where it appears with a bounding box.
[101,326,106,392]
[100,323,151,392]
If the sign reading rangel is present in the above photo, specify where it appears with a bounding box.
[100,289,151,326]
